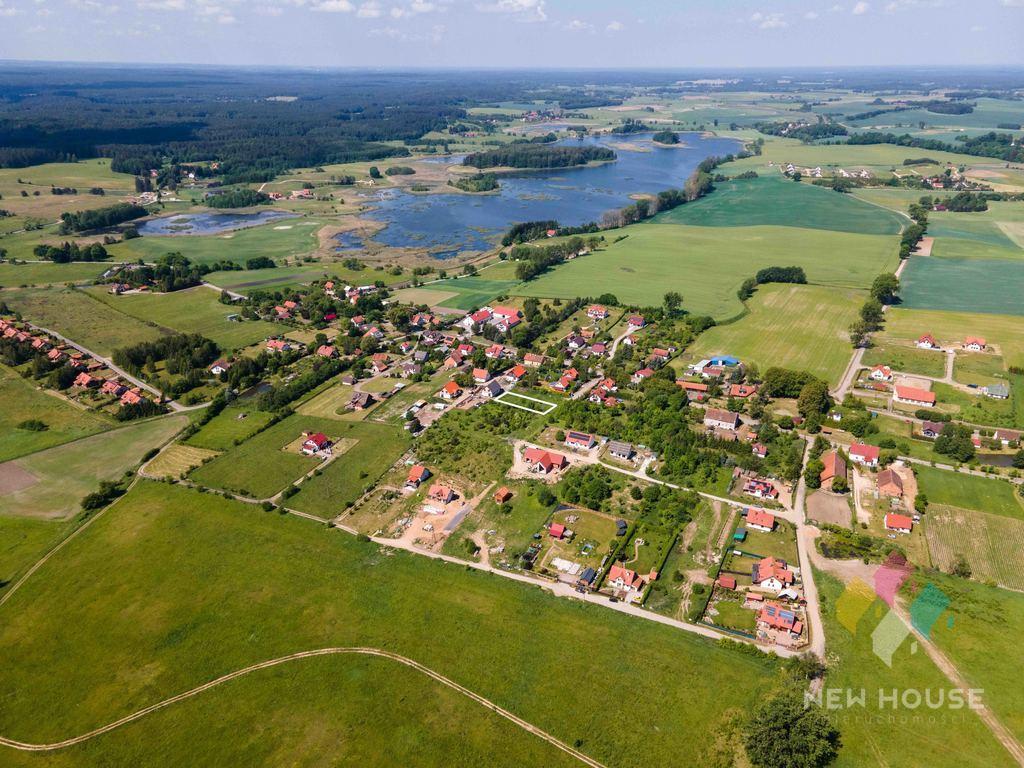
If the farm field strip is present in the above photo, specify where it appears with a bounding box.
[925,506,1024,592]
[495,391,558,415]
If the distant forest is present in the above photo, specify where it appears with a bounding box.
[463,145,615,169]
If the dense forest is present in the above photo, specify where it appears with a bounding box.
[205,189,270,208]
[847,131,1024,162]
[463,145,615,169]
[58,202,148,233]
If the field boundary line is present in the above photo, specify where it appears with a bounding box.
[0,647,608,767]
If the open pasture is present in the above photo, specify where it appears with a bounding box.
[0,480,778,767]
[900,257,1024,316]
[914,465,1024,521]
[880,307,1024,370]
[686,284,863,386]
[417,276,519,311]
[0,261,107,288]
[926,506,1024,592]
[184,406,276,451]
[516,223,896,318]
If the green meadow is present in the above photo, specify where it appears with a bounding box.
[0,364,112,462]
[84,285,278,351]
[914,465,1024,521]
[0,261,107,288]
[0,481,779,767]
[417,276,520,310]
[881,308,1024,370]
[517,223,896,317]
[657,174,905,235]
[899,257,1024,316]
[686,284,863,386]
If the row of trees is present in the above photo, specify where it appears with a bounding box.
[58,202,148,234]
[463,144,615,170]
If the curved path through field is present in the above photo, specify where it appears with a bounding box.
[0,647,607,767]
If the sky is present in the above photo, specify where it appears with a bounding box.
[0,0,1022,68]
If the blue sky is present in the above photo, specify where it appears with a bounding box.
[0,0,1021,67]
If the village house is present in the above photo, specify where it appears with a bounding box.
[273,306,292,320]
[548,522,568,540]
[523,353,544,368]
[370,354,390,374]
[608,440,634,461]
[400,362,422,378]
[627,315,645,330]
[984,382,1010,400]
[648,348,670,366]
[729,383,758,398]
[482,379,504,398]
[406,464,431,489]
[819,451,847,489]
[348,392,376,411]
[46,348,66,364]
[73,372,99,388]
[566,334,587,352]
[472,368,491,384]
[849,442,880,467]
[630,367,654,385]
[522,447,568,475]
[410,312,436,329]
[484,343,506,360]
[266,339,292,353]
[752,442,768,459]
[869,365,893,382]
[493,486,513,504]
[920,421,944,439]
[587,304,609,320]
[491,306,522,333]
[758,602,803,636]
[894,384,936,408]
[505,364,527,383]
[438,381,463,401]
[704,408,741,431]
[877,468,904,498]
[743,477,779,500]
[564,431,596,450]
[301,432,333,456]
[590,342,607,357]
[962,337,986,352]
[120,388,145,406]
[606,564,645,596]
[752,556,795,592]
[745,508,776,533]
[427,484,456,505]
[100,379,127,397]
[994,429,1022,447]
[885,513,913,534]
[316,345,337,359]
[916,334,939,350]
[208,359,232,375]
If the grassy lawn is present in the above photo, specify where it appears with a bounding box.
[738,519,799,563]
[931,378,1022,429]
[517,223,896,318]
[687,284,863,386]
[911,572,1024,745]
[914,465,1024,521]
[0,364,112,462]
[0,261,107,288]
[707,597,757,634]
[84,285,278,352]
[0,481,779,767]
[815,571,1017,768]
[0,415,187,520]
[108,219,323,267]
[288,421,411,518]
[881,308,1024,370]
[184,405,277,451]
[2,286,168,357]
[416,277,520,311]
[862,343,947,378]
[446,480,557,562]
[189,414,336,499]
[656,173,904,235]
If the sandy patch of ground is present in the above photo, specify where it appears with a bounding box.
[894,374,932,391]
[806,490,852,527]
[393,287,459,307]
[912,236,934,257]
[273,225,293,230]
[0,462,38,495]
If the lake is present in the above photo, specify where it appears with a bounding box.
[137,210,296,236]
[358,132,742,256]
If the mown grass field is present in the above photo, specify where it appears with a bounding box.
[517,223,897,318]
[915,465,1024,521]
[288,421,411,518]
[0,481,779,767]
[0,364,112,462]
[184,405,276,451]
[84,285,278,351]
[686,284,863,385]
[881,308,1024,369]
[913,571,1024,746]
[0,261,107,288]
[862,343,947,378]
[0,415,187,520]
[2,286,167,357]
[926,506,1024,592]
[815,571,1016,768]
[931,377,1023,430]
[189,414,336,499]
[0,159,137,221]
[417,276,520,311]
[657,174,905,235]
[108,219,323,267]
[144,443,220,479]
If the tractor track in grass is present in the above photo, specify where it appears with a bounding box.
[0,647,608,767]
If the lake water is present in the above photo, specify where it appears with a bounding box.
[359,132,742,256]
[137,210,295,236]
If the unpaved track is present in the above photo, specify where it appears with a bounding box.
[0,647,608,767]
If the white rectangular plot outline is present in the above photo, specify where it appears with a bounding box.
[495,390,557,415]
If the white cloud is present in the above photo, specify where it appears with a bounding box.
[311,0,353,11]
[804,10,819,18]
[852,1,869,13]
[0,0,21,15]
[999,0,1023,6]
[969,24,985,31]
[750,10,787,28]
[369,21,443,39]
[409,0,435,11]
[475,0,545,22]
[564,18,592,31]
[605,19,623,32]
[137,0,186,10]
[357,0,381,16]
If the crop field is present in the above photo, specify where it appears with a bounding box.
[0,415,187,520]
[926,506,1024,591]
[881,308,1024,369]
[899,257,1024,316]
[657,174,905,235]
[189,415,336,499]
[686,284,863,385]
[85,285,278,351]
[144,443,221,479]
[914,572,1024,746]
[814,570,1018,768]
[0,159,137,220]
[861,343,947,378]
[914,465,1024,521]
[294,382,359,420]
[0,364,112,462]
[2,286,167,357]
[417,276,520,311]
[0,480,779,767]
[517,223,896,318]
[288,421,410,518]
[184,407,276,451]
[109,219,322,267]
[845,98,1024,131]
[0,261,108,288]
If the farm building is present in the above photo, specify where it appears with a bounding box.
[819,451,847,488]
[884,513,913,533]
[301,432,332,456]
[608,440,634,460]
[877,468,903,498]
[894,385,936,408]
[704,408,741,431]
[849,443,880,467]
